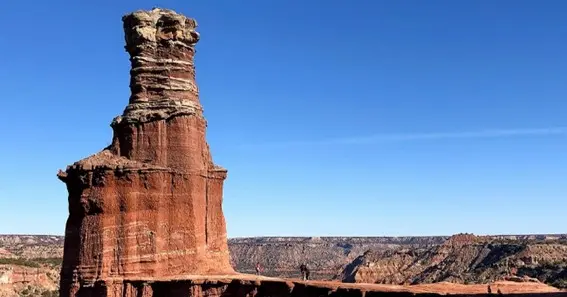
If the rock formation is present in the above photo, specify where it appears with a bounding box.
[229,236,446,279]
[57,8,233,296]
[338,234,567,287]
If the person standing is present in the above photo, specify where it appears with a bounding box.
[255,262,262,275]
[299,263,310,281]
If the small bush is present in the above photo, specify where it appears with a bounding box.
[41,290,59,297]
[35,257,63,267]
[0,258,40,268]
[552,278,567,289]
[0,257,63,268]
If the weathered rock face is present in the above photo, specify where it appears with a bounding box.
[57,8,233,296]
[229,237,447,279]
[338,235,567,288]
[0,265,59,297]
[0,265,57,288]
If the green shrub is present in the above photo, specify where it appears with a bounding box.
[552,278,567,289]
[0,257,63,268]
[0,258,40,268]
[35,257,63,267]
[41,290,58,297]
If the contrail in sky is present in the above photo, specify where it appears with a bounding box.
[238,126,567,149]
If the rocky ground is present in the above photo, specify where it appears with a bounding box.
[44,274,566,296]
[0,234,565,296]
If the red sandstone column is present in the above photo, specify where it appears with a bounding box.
[58,8,234,297]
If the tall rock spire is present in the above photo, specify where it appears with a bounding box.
[57,8,234,297]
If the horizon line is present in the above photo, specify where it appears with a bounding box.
[1,232,566,238]
[239,126,567,149]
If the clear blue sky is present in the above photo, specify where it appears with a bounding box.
[0,0,565,237]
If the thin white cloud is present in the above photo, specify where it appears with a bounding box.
[239,126,567,149]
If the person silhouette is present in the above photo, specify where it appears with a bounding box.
[299,263,310,281]
[255,262,262,275]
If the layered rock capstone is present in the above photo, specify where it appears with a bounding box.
[57,8,234,296]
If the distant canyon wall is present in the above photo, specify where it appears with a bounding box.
[228,236,447,279]
[1,234,565,280]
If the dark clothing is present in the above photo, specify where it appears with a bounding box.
[299,264,310,280]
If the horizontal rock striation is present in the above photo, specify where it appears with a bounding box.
[57,8,233,297]
[230,237,447,280]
